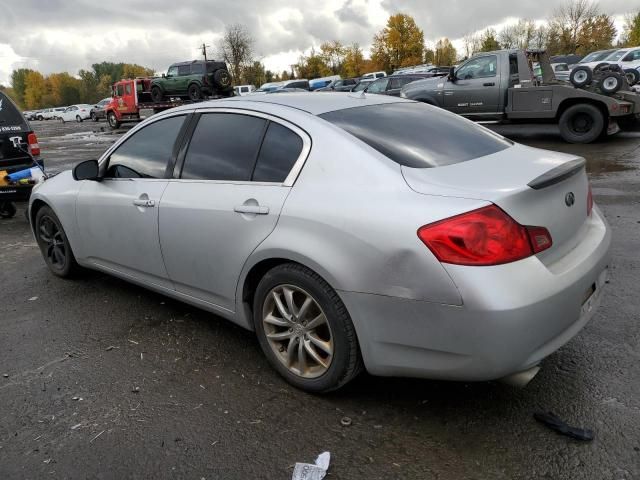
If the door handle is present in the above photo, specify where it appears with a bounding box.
[133,199,155,208]
[234,205,269,215]
[483,82,495,86]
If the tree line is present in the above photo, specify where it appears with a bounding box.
[2,0,639,109]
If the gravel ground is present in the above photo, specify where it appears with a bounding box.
[0,119,639,479]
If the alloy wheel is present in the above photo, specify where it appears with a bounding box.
[38,215,67,270]
[262,284,333,379]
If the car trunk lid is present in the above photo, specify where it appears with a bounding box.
[402,144,591,264]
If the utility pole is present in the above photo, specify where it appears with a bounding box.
[200,43,210,62]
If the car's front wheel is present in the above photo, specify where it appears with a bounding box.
[151,86,164,103]
[253,263,362,393]
[34,206,79,278]
[76,115,82,123]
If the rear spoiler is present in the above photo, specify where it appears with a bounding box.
[527,158,585,190]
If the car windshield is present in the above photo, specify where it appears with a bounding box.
[605,50,628,61]
[0,92,28,129]
[352,81,370,92]
[580,50,616,62]
[320,102,512,168]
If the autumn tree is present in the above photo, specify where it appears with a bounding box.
[622,11,640,46]
[434,38,457,66]
[243,61,267,86]
[371,13,425,72]
[296,49,331,79]
[122,64,155,78]
[576,14,616,54]
[341,43,365,77]
[320,41,346,74]
[480,29,501,52]
[23,71,47,109]
[219,23,254,84]
[281,70,290,81]
[546,0,604,54]
[424,48,435,64]
[10,68,35,107]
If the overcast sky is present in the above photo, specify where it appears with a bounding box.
[0,0,633,85]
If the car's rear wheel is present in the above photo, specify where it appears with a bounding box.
[151,86,164,103]
[253,263,362,393]
[559,104,604,144]
[188,83,203,101]
[35,206,79,278]
[0,201,17,219]
[107,112,120,129]
[91,112,98,122]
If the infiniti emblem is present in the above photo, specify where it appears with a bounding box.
[565,192,575,207]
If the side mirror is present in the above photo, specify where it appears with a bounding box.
[73,159,100,181]
[448,67,457,82]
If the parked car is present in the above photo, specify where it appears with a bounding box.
[234,85,256,96]
[281,79,310,90]
[596,46,640,85]
[37,108,66,120]
[551,63,571,82]
[360,71,387,80]
[150,60,233,102]
[58,104,93,123]
[255,81,284,93]
[364,74,430,96]
[351,79,373,92]
[90,98,111,121]
[29,93,610,393]
[309,75,341,90]
[571,49,618,71]
[315,78,359,92]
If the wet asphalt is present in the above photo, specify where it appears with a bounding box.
[0,119,639,479]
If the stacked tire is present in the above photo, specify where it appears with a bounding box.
[569,63,638,94]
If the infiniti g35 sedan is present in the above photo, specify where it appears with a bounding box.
[29,93,611,393]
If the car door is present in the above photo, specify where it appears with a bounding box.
[620,49,640,69]
[159,110,309,311]
[444,54,501,115]
[164,66,179,95]
[75,113,190,288]
[365,78,390,95]
[386,76,417,96]
[176,65,191,93]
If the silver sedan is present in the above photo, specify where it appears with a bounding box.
[29,93,611,393]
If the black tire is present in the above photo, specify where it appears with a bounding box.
[34,206,79,278]
[213,69,232,89]
[253,263,363,393]
[0,202,17,219]
[599,72,623,94]
[624,68,640,86]
[107,112,120,129]
[559,104,605,144]
[569,66,592,88]
[593,62,610,74]
[37,115,43,121]
[91,112,98,122]
[188,83,203,100]
[150,86,164,103]
[76,115,82,123]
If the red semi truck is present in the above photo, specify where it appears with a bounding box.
[103,78,186,129]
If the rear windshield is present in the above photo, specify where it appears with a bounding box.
[0,92,28,132]
[320,102,511,168]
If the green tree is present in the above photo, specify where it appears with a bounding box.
[23,71,47,109]
[122,64,155,79]
[424,48,435,64]
[434,38,457,66]
[341,43,365,77]
[622,11,640,46]
[576,14,616,54]
[320,41,346,74]
[296,49,331,79]
[10,68,35,107]
[371,13,425,72]
[480,29,501,52]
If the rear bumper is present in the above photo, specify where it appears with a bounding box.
[339,207,611,381]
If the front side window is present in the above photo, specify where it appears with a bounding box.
[321,103,511,168]
[366,78,389,93]
[116,85,124,96]
[106,115,186,179]
[181,113,266,181]
[622,50,640,61]
[252,122,303,183]
[167,66,178,77]
[456,55,498,79]
[178,65,190,76]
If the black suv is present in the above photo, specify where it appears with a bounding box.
[150,60,233,102]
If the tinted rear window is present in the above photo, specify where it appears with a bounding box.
[0,93,28,132]
[320,102,511,168]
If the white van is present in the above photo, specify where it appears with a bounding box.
[360,71,387,80]
[234,85,256,96]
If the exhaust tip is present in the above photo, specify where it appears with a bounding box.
[499,365,540,388]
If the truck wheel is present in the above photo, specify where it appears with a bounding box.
[624,69,640,86]
[151,86,164,103]
[600,73,623,94]
[213,70,232,89]
[559,104,604,144]
[188,84,203,100]
[0,202,17,219]
[570,66,592,88]
[107,112,121,129]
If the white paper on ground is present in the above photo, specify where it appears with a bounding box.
[292,452,330,480]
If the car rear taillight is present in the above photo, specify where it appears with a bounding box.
[417,205,552,266]
[27,133,40,156]
[587,184,593,217]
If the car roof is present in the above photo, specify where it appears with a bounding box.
[170,92,412,116]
